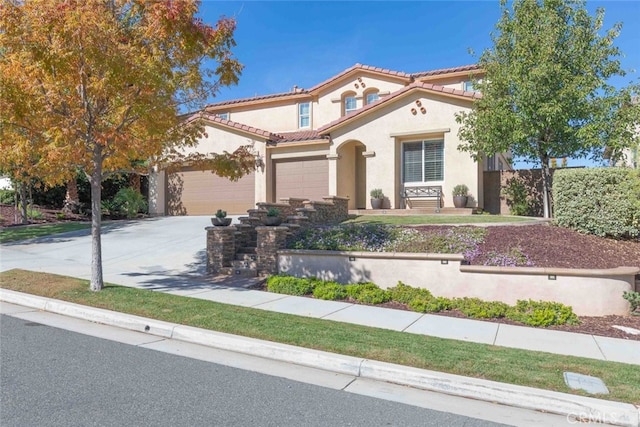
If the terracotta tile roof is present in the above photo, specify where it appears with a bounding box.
[274,130,328,143]
[201,64,481,111]
[308,63,412,93]
[187,112,280,141]
[318,82,481,133]
[412,64,481,78]
[205,90,309,109]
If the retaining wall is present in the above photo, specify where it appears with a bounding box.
[277,250,638,316]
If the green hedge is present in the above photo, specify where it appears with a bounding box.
[267,276,581,327]
[553,168,640,238]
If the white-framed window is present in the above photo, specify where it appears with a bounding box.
[365,91,379,105]
[344,96,357,115]
[402,139,444,183]
[463,80,475,92]
[217,112,229,120]
[298,102,310,128]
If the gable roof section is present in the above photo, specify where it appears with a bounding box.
[204,90,311,111]
[413,64,482,81]
[275,130,328,143]
[317,82,481,134]
[186,112,280,142]
[185,113,331,145]
[201,63,482,113]
[307,63,412,94]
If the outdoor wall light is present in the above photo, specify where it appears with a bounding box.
[441,260,448,265]
[349,256,356,261]
[254,153,265,171]
[548,274,557,280]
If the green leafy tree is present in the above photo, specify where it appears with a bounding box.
[456,0,640,218]
[0,0,254,291]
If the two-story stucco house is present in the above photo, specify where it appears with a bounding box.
[149,63,511,215]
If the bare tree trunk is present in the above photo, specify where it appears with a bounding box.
[539,154,552,219]
[64,177,80,214]
[129,173,141,193]
[89,149,104,292]
[19,181,28,224]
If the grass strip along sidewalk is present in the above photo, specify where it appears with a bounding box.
[1,269,638,405]
[0,223,90,243]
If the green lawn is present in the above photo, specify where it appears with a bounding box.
[1,269,638,405]
[343,214,534,225]
[0,223,90,243]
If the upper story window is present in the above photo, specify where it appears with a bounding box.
[402,139,444,183]
[463,80,476,92]
[216,112,229,120]
[341,91,358,116]
[365,90,379,105]
[298,102,310,128]
[344,96,357,115]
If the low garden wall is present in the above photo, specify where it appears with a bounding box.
[277,250,638,316]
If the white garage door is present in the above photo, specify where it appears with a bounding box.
[167,167,255,215]
[274,157,329,202]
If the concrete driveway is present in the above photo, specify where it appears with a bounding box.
[0,216,237,290]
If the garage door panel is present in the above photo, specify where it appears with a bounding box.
[274,157,328,202]
[167,168,255,215]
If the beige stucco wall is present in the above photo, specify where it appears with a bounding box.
[314,74,407,127]
[328,92,479,209]
[221,102,302,133]
[278,250,638,316]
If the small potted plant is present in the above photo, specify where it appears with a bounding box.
[452,184,469,208]
[263,207,283,226]
[211,209,232,226]
[370,188,384,210]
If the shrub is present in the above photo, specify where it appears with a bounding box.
[113,187,147,219]
[0,189,15,205]
[452,184,469,197]
[370,188,384,199]
[313,281,347,300]
[506,300,579,327]
[553,168,640,238]
[502,179,531,216]
[27,207,44,220]
[287,224,397,252]
[266,275,315,296]
[345,283,391,304]
[387,281,433,304]
[452,297,510,318]
[409,296,452,313]
[623,291,640,314]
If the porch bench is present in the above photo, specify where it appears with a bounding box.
[401,186,442,211]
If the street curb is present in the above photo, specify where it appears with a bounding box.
[2,289,638,427]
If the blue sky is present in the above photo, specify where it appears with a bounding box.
[199,1,640,167]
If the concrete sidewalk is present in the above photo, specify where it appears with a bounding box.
[147,278,640,366]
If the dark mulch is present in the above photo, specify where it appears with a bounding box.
[0,203,86,227]
[412,223,640,270]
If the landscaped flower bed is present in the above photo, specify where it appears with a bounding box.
[287,224,533,267]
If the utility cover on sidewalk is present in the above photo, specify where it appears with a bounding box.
[563,372,609,395]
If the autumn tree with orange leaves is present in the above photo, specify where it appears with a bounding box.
[0,0,254,291]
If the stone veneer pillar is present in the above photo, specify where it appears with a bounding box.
[255,226,289,275]
[206,226,236,274]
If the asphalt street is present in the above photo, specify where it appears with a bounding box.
[1,314,505,427]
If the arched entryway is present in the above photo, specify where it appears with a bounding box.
[336,140,367,210]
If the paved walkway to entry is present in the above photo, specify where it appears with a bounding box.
[1,216,638,365]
